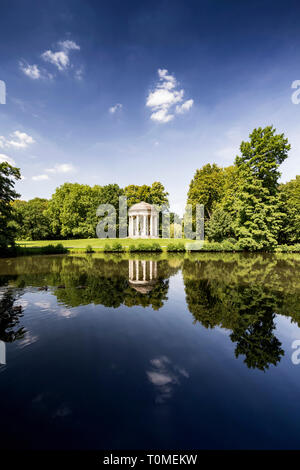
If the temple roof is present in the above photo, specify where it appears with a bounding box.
[128,201,158,214]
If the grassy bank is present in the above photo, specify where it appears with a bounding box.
[3,238,299,257]
[16,238,191,250]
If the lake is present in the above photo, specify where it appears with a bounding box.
[0,252,300,450]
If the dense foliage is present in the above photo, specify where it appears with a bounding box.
[188,126,298,250]
[0,162,20,252]
[12,198,51,240]
[12,181,169,241]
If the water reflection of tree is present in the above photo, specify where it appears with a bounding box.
[182,256,300,371]
[231,311,283,371]
[0,289,26,343]
[2,256,179,310]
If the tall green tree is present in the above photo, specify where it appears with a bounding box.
[0,162,20,251]
[46,183,124,238]
[187,164,225,219]
[12,198,52,240]
[233,126,290,250]
[124,181,169,208]
[279,175,300,244]
[206,208,234,242]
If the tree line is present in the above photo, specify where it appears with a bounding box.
[0,124,299,251]
[187,126,300,249]
[10,181,169,241]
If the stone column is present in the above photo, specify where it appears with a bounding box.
[136,260,139,280]
[150,260,153,280]
[143,260,146,281]
[154,216,157,237]
[150,215,153,237]
[143,215,146,237]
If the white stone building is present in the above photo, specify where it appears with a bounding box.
[128,202,158,238]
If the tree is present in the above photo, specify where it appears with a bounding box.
[233,126,290,250]
[206,208,234,242]
[46,183,124,239]
[187,164,225,219]
[0,162,20,251]
[124,182,169,208]
[12,198,52,240]
[279,175,300,244]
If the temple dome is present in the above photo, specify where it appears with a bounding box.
[128,202,157,214]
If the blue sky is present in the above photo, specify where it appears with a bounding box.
[0,0,300,214]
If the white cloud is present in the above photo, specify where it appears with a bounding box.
[19,61,53,80]
[41,39,80,71]
[146,356,189,404]
[109,103,122,114]
[46,163,76,174]
[75,67,84,81]
[176,98,194,114]
[32,174,49,181]
[19,62,41,79]
[41,50,69,71]
[150,108,174,123]
[146,68,193,123]
[0,131,35,149]
[0,154,16,166]
[58,40,80,51]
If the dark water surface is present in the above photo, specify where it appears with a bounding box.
[0,253,300,450]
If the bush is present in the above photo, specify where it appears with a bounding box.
[85,244,94,253]
[104,241,125,252]
[166,242,186,252]
[128,242,162,252]
[275,244,300,253]
[40,244,68,254]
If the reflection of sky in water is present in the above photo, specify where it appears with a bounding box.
[147,356,189,404]
[0,255,300,449]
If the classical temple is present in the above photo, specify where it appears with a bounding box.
[128,202,158,238]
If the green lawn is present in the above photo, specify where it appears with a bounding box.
[16,238,200,252]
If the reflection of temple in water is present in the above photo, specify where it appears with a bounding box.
[128,260,158,294]
[0,341,6,365]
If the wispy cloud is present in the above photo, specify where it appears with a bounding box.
[146,356,189,404]
[0,154,16,166]
[32,174,49,181]
[146,68,194,123]
[19,61,53,80]
[109,103,122,114]
[75,66,84,81]
[41,39,80,71]
[46,163,76,174]
[0,131,35,149]
[19,62,41,79]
